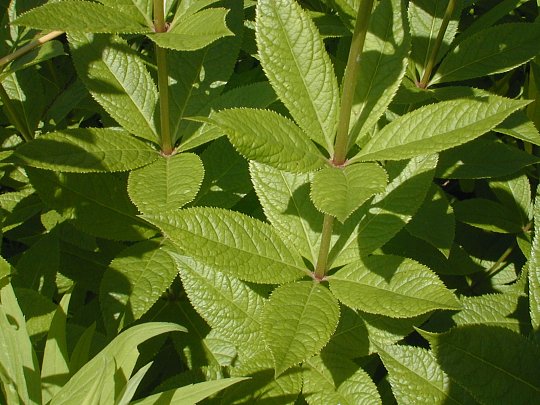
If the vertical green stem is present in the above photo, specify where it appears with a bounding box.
[418,0,457,88]
[314,0,375,279]
[154,0,173,154]
[0,83,32,142]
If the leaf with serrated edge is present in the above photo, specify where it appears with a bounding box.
[332,154,438,265]
[12,128,157,173]
[12,1,149,33]
[256,0,340,152]
[128,153,203,214]
[173,254,265,354]
[530,190,540,330]
[99,0,153,27]
[303,355,381,405]
[208,108,326,173]
[378,344,477,405]
[349,0,410,142]
[432,23,540,85]
[262,281,339,376]
[147,8,233,51]
[143,207,308,284]
[352,96,529,162]
[311,163,387,222]
[250,161,322,265]
[69,33,159,143]
[424,325,540,405]
[100,240,178,333]
[329,255,460,318]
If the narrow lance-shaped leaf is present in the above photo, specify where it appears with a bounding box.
[256,0,340,152]
[12,128,158,173]
[206,108,326,173]
[262,281,340,376]
[12,1,150,33]
[69,33,159,143]
[41,292,72,403]
[143,208,309,284]
[349,0,410,142]
[423,325,540,405]
[311,163,387,222]
[147,8,233,51]
[329,255,461,318]
[127,153,204,214]
[432,23,540,85]
[352,96,529,162]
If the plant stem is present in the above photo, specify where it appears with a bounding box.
[314,0,375,279]
[418,0,457,88]
[0,82,32,142]
[154,0,173,154]
[333,0,375,165]
[0,30,63,69]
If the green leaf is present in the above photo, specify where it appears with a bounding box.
[115,362,153,405]
[207,108,326,173]
[41,291,71,404]
[425,325,540,405]
[432,23,540,85]
[303,355,381,405]
[173,255,265,355]
[69,323,96,375]
[256,0,340,152]
[69,33,159,143]
[0,256,10,288]
[143,207,308,284]
[0,283,41,405]
[12,128,158,173]
[406,185,455,257]
[378,344,478,405]
[0,40,66,81]
[250,162,323,265]
[353,96,529,162]
[98,0,153,27]
[147,8,233,51]
[453,198,524,233]
[349,0,410,141]
[12,1,150,33]
[329,255,461,317]
[193,138,251,208]
[489,173,532,225]
[127,153,204,215]
[132,377,248,405]
[436,136,540,179]
[452,293,530,334]
[310,163,387,222]
[530,190,540,331]
[496,111,540,146]
[408,0,461,76]
[50,322,186,405]
[334,154,438,263]
[100,240,178,334]
[262,281,340,376]
[28,169,156,241]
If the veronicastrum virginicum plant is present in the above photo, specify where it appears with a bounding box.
[1,0,540,403]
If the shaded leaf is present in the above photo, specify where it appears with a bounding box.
[453,198,524,233]
[12,128,158,173]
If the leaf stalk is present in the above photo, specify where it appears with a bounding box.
[154,0,173,154]
[418,0,457,88]
[314,0,375,278]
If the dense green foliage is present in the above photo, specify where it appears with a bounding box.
[1,0,540,403]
